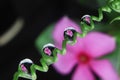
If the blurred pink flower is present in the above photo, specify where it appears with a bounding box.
[52,16,119,80]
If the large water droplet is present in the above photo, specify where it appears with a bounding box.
[81,15,91,26]
[19,58,33,74]
[43,43,55,56]
[64,27,76,41]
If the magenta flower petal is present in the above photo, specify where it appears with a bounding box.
[53,50,77,74]
[90,59,119,80]
[52,16,81,46]
[72,65,95,80]
[67,37,85,54]
[84,32,116,58]
[52,16,117,80]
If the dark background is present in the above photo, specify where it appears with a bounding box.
[0,0,100,80]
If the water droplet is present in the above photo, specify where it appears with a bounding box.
[19,58,33,74]
[64,27,76,41]
[81,15,91,26]
[43,43,55,56]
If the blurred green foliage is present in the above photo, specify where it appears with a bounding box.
[35,24,54,53]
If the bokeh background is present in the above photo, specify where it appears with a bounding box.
[0,0,120,80]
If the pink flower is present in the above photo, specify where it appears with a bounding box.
[52,16,119,80]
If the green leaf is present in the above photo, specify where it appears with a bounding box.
[109,41,120,75]
[109,29,120,75]
[100,35,120,75]
[35,24,55,53]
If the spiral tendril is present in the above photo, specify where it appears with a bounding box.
[13,0,120,80]
[92,0,120,23]
[13,14,94,80]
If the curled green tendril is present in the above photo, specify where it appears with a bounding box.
[109,0,120,13]
[13,15,95,80]
[92,0,120,23]
[110,16,120,23]
[13,0,120,79]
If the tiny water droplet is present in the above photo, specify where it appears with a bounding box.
[64,27,76,41]
[19,58,33,74]
[43,43,55,56]
[81,15,91,26]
